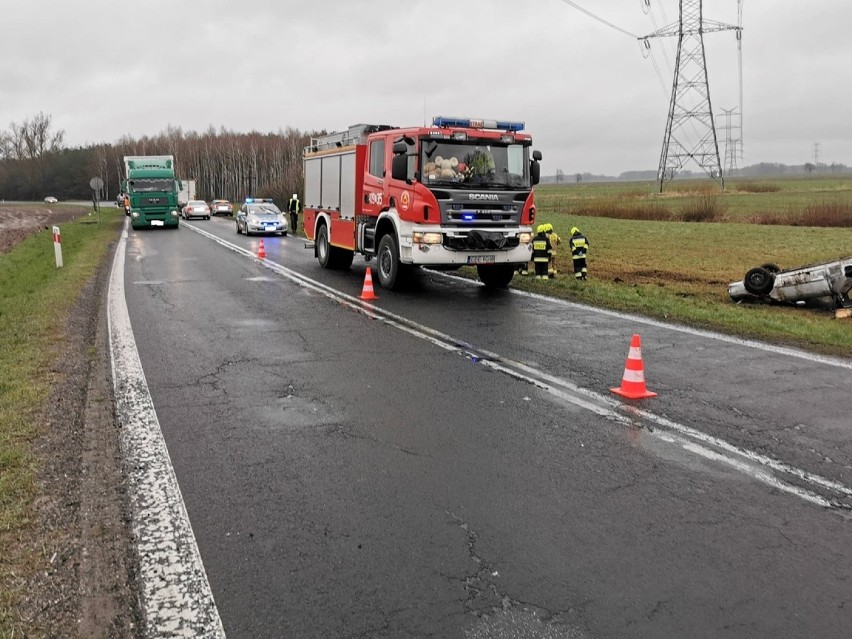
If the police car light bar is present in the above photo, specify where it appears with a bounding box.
[432,116,524,132]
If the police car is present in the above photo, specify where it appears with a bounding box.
[235,198,288,236]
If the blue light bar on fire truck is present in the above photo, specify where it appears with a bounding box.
[432,116,525,132]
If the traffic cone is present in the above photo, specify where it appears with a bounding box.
[359,268,379,300]
[610,334,657,399]
[257,239,266,259]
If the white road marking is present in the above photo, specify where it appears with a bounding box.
[108,220,226,638]
[452,274,852,371]
[184,223,852,511]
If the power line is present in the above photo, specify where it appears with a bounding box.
[560,1,639,38]
[561,0,745,185]
[644,1,740,191]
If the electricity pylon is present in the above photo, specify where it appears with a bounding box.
[720,106,740,177]
[643,0,741,191]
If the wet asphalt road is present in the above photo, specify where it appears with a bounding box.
[121,216,852,638]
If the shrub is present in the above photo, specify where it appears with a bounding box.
[798,201,852,227]
[734,181,782,193]
[678,194,726,222]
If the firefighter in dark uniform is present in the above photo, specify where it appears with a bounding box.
[287,193,301,234]
[532,224,552,280]
[569,226,589,280]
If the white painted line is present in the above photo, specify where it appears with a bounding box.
[445,272,852,371]
[184,223,852,510]
[108,220,226,638]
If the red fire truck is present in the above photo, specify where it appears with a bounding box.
[303,116,543,290]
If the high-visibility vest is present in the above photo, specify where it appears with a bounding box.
[288,197,301,213]
[532,233,552,262]
[570,233,588,259]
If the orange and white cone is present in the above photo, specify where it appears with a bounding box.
[610,334,657,399]
[359,267,379,300]
[257,239,267,259]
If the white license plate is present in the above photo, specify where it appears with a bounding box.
[468,255,495,264]
[265,225,277,230]
[150,220,164,226]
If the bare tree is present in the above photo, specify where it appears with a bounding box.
[5,111,65,160]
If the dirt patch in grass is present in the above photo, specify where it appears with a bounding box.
[0,205,93,254]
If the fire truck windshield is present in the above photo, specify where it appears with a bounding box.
[420,140,530,189]
[129,179,175,193]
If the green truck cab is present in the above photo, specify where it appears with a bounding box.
[123,155,181,230]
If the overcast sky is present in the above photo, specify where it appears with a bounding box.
[2,0,849,175]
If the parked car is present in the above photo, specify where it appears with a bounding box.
[728,256,852,309]
[44,196,58,203]
[181,200,210,220]
[210,199,233,216]
[235,198,288,236]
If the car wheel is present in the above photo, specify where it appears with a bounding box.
[761,263,781,274]
[477,264,515,289]
[282,232,288,237]
[744,267,775,296]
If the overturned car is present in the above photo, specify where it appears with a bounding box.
[728,256,852,309]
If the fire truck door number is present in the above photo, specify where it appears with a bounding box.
[367,192,383,206]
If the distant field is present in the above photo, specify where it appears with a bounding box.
[512,175,852,356]
[537,175,852,225]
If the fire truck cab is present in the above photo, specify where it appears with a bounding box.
[303,116,542,290]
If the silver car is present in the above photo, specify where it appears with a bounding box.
[728,256,852,309]
[210,199,233,216]
[236,199,288,236]
[182,200,210,220]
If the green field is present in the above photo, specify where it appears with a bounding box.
[0,207,123,633]
[517,176,852,356]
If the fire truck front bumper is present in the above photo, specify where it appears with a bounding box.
[400,227,533,267]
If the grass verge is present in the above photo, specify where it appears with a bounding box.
[516,211,852,357]
[0,208,122,634]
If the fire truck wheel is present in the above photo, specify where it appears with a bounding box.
[743,267,775,296]
[378,234,406,290]
[477,264,515,289]
[316,224,332,268]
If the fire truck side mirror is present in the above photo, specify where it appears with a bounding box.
[530,150,542,186]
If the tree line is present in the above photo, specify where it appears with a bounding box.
[0,113,315,205]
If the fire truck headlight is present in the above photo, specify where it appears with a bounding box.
[170,210,179,217]
[413,232,442,245]
[519,232,532,244]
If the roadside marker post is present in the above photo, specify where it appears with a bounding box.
[52,225,63,268]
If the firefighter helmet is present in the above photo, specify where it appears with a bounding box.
[536,224,546,234]
[571,226,580,235]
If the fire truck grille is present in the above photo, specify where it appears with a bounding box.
[446,210,514,223]
[443,232,520,251]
